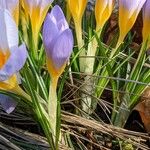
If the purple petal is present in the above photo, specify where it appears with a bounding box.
[0,94,17,113]
[43,5,73,70]
[119,0,146,18]
[143,0,150,20]
[43,13,59,53]
[0,44,28,81]
[49,5,69,32]
[43,5,69,48]
[50,29,73,69]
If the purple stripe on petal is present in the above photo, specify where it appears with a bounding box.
[51,29,73,69]
[0,94,17,113]
[0,44,27,81]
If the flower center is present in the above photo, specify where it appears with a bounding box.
[0,51,10,69]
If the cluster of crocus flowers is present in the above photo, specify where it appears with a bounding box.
[0,0,19,25]
[118,0,146,45]
[142,0,150,45]
[22,0,53,50]
[95,0,114,32]
[43,5,73,138]
[0,9,27,113]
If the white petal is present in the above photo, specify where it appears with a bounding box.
[0,0,19,13]
[0,9,18,52]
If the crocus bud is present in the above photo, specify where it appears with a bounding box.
[43,5,73,78]
[22,0,53,49]
[118,0,146,45]
[67,0,87,23]
[95,0,114,31]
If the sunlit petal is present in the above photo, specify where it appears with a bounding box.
[95,0,114,30]
[68,0,87,22]
[0,9,18,52]
[0,0,19,24]
[0,44,27,81]
[118,0,146,44]
[50,29,73,69]
[23,0,53,48]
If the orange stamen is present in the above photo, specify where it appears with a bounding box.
[0,51,10,69]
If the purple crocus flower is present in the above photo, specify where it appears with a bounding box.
[0,9,27,113]
[43,5,73,77]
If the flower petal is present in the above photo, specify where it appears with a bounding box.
[0,0,18,11]
[118,0,146,43]
[68,0,87,22]
[0,44,27,81]
[0,75,18,90]
[0,94,17,114]
[143,0,150,42]
[49,5,69,32]
[39,0,53,8]
[25,0,53,12]
[50,29,73,69]
[95,0,114,29]
[43,13,59,53]
[0,9,18,52]
[43,5,70,59]
[119,0,146,18]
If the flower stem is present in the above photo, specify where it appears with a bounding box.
[74,20,85,72]
[48,77,58,143]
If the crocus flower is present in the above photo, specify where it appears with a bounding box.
[67,0,87,23]
[142,0,150,44]
[22,0,53,49]
[0,0,19,25]
[0,9,27,113]
[118,0,146,45]
[43,5,73,139]
[43,5,73,78]
[95,0,114,31]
